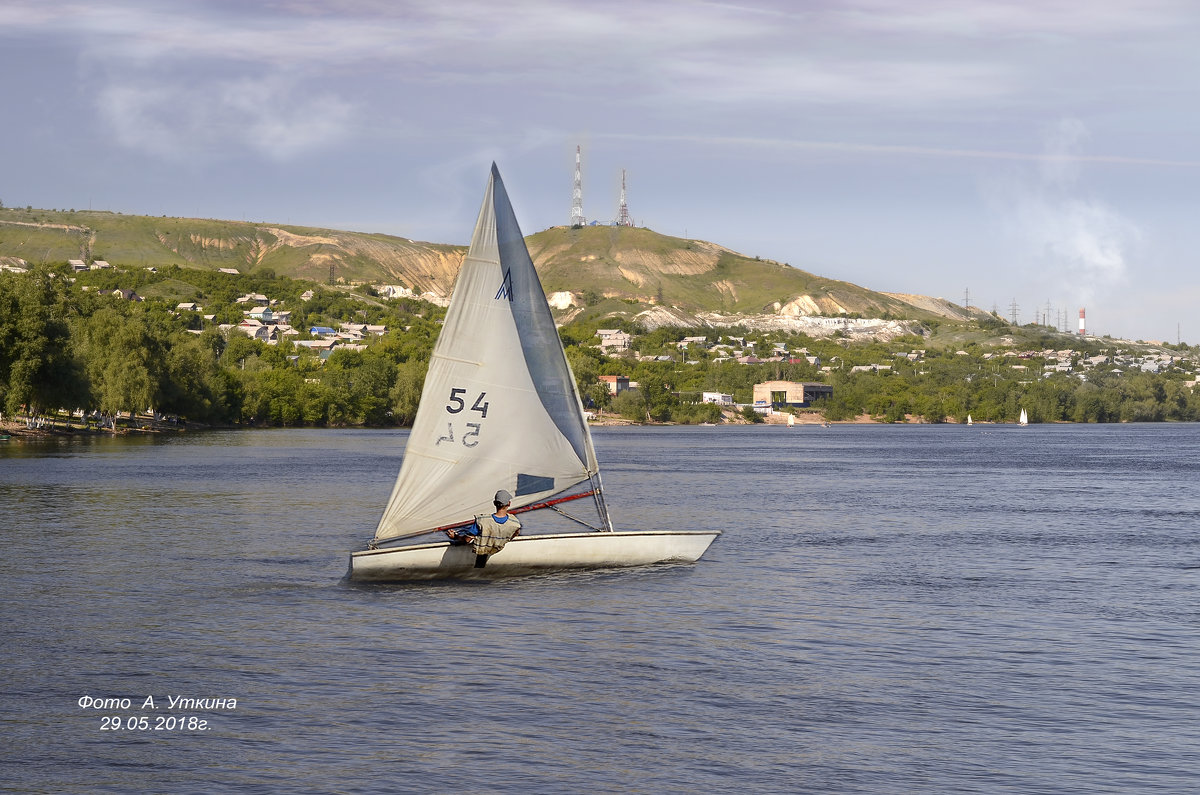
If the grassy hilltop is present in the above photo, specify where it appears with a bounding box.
[525,224,948,320]
[0,207,462,294]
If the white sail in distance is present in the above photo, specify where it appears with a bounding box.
[374,165,601,541]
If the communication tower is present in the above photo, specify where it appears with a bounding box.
[617,169,632,226]
[570,146,585,227]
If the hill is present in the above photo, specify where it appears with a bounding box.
[0,205,981,325]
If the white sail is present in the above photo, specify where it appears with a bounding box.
[374,165,601,542]
[967,414,973,425]
[1019,408,1028,426]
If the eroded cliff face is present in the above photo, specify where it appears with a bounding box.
[634,304,921,340]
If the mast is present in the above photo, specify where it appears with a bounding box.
[617,169,631,227]
[570,146,585,227]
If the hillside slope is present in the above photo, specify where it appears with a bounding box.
[0,207,964,323]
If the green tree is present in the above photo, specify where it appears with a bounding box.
[75,307,164,416]
[0,268,87,415]
[389,360,426,426]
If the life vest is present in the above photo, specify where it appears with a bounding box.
[471,513,521,556]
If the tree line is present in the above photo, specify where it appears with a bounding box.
[0,266,440,427]
[3,265,1199,428]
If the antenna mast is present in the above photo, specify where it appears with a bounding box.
[617,168,632,226]
[570,146,585,227]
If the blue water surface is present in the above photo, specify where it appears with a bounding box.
[2,424,1199,794]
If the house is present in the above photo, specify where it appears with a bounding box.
[294,339,338,352]
[597,329,632,353]
[752,380,833,408]
[176,302,201,312]
[339,322,386,336]
[598,375,630,395]
[91,260,112,269]
[113,288,142,302]
[218,268,240,275]
[248,306,275,323]
[300,290,315,301]
[68,259,88,272]
[236,293,269,306]
[309,326,338,337]
[702,392,734,406]
[234,320,276,342]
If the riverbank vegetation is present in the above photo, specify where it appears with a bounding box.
[2,263,1198,428]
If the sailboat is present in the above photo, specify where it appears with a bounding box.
[1019,408,1028,426]
[966,414,973,426]
[349,165,720,581]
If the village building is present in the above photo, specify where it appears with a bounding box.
[597,329,632,354]
[247,306,275,323]
[752,380,834,408]
[598,375,630,395]
[293,339,338,353]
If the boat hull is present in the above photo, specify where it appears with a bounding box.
[348,530,719,582]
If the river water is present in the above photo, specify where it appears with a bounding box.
[2,424,1199,794]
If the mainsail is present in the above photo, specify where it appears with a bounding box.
[374,165,602,542]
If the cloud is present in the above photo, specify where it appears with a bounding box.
[842,0,1193,37]
[96,73,354,161]
[992,119,1141,304]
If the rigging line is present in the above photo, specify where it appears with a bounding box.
[549,504,604,532]
[590,473,614,532]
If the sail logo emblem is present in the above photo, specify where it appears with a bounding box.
[494,268,514,301]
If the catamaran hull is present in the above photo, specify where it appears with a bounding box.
[348,530,719,582]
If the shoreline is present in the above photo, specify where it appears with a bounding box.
[2,414,1171,441]
[0,416,208,441]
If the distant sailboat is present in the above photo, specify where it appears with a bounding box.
[1019,408,1028,426]
[348,165,719,581]
[787,413,795,427]
[967,414,973,426]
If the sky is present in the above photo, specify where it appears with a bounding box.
[3,0,1200,343]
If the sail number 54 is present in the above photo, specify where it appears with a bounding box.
[438,388,489,447]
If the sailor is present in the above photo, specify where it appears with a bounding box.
[447,490,522,556]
